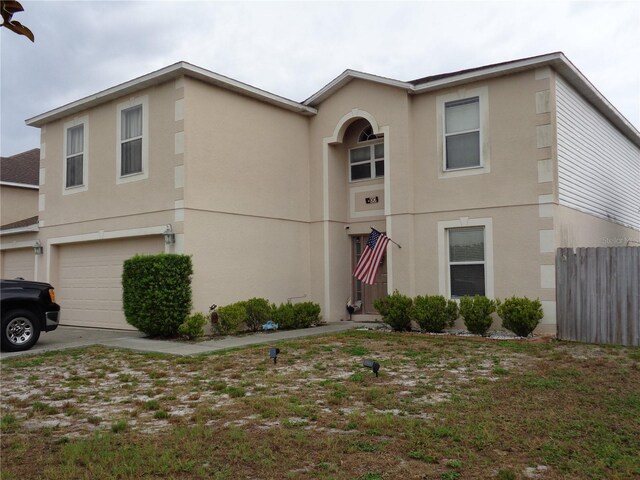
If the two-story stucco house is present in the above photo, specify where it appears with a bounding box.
[3,52,638,333]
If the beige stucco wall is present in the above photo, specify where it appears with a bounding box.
[182,77,313,313]
[305,71,558,323]
[0,186,38,226]
[39,81,179,229]
[555,205,640,247]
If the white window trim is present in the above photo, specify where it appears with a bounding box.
[62,116,89,195]
[348,141,384,183]
[437,86,490,178]
[116,95,149,184]
[438,217,494,299]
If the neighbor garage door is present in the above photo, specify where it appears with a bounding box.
[57,236,164,329]
[1,248,35,280]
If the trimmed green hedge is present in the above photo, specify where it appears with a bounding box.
[373,290,413,331]
[122,254,193,336]
[497,296,544,337]
[411,295,459,332]
[459,295,496,335]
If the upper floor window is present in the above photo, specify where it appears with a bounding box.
[437,86,489,178]
[445,97,480,170]
[121,105,143,175]
[350,143,384,181]
[66,125,84,187]
[63,116,89,194]
[116,95,149,184]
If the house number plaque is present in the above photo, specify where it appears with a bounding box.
[365,196,379,204]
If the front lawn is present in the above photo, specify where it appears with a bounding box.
[1,331,639,479]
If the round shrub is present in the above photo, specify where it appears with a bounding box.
[497,296,544,337]
[373,290,413,331]
[178,312,207,340]
[245,298,271,332]
[271,303,296,329]
[215,302,247,335]
[459,295,496,335]
[293,302,321,328]
[411,295,459,332]
[122,254,193,336]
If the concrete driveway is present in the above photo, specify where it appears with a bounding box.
[0,326,145,359]
[0,322,370,359]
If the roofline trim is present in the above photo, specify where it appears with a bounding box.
[303,69,412,106]
[0,224,39,237]
[26,62,317,127]
[0,181,39,190]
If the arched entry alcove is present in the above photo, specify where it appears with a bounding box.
[320,110,391,320]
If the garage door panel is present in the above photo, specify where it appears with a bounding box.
[1,248,35,280]
[57,236,164,330]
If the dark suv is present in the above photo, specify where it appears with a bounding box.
[1,279,60,352]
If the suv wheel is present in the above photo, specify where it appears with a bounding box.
[1,310,41,352]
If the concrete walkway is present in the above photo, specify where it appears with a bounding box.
[1,322,371,359]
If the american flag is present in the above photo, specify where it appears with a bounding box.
[353,230,390,285]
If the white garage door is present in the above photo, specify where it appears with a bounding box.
[57,236,165,330]
[1,248,35,280]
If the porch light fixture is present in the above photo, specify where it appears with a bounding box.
[363,359,380,377]
[33,240,43,255]
[163,224,175,246]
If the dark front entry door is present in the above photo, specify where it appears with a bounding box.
[352,235,388,314]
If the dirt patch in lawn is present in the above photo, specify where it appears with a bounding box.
[1,331,639,479]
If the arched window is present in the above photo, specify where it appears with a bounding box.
[350,126,384,181]
[358,125,383,143]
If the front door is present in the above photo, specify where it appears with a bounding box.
[352,235,388,314]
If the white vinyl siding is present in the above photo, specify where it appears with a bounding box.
[556,76,640,230]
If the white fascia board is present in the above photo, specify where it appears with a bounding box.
[181,64,317,116]
[26,62,316,127]
[411,53,566,94]
[304,69,413,106]
[0,181,39,190]
[411,52,640,147]
[0,224,39,237]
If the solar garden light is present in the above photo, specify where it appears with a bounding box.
[363,359,380,377]
[269,347,280,364]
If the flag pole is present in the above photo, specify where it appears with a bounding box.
[370,227,402,249]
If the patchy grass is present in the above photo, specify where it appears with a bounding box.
[1,332,639,479]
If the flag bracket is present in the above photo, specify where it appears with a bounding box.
[370,227,401,248]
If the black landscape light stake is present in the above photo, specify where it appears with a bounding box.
[363,359,380,377]
[269,347,280,364]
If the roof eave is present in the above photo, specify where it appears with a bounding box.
[304,70,412,107]
[0,224,39,236]
[410,52,640,147]
[0,181,39,190]
[26,62,316,127]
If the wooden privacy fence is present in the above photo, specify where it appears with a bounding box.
[556,247,639,346]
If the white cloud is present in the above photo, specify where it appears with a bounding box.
[1,0,638,155]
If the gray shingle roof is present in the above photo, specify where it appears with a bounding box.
[0,148,40,185]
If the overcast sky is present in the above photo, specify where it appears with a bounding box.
[1,0,639,156]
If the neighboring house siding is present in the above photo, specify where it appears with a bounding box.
[556,75,640,230]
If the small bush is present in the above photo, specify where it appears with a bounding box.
[459,295,496,335]
[122,254,193,336]
[245,298,271,332]
[411,295,459,332]
[373,290,413,331]
[178,312,207,339]
[271,303,296,329]
[293,302,321,328]
[497,296,544,337]
[215,302,247,335]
